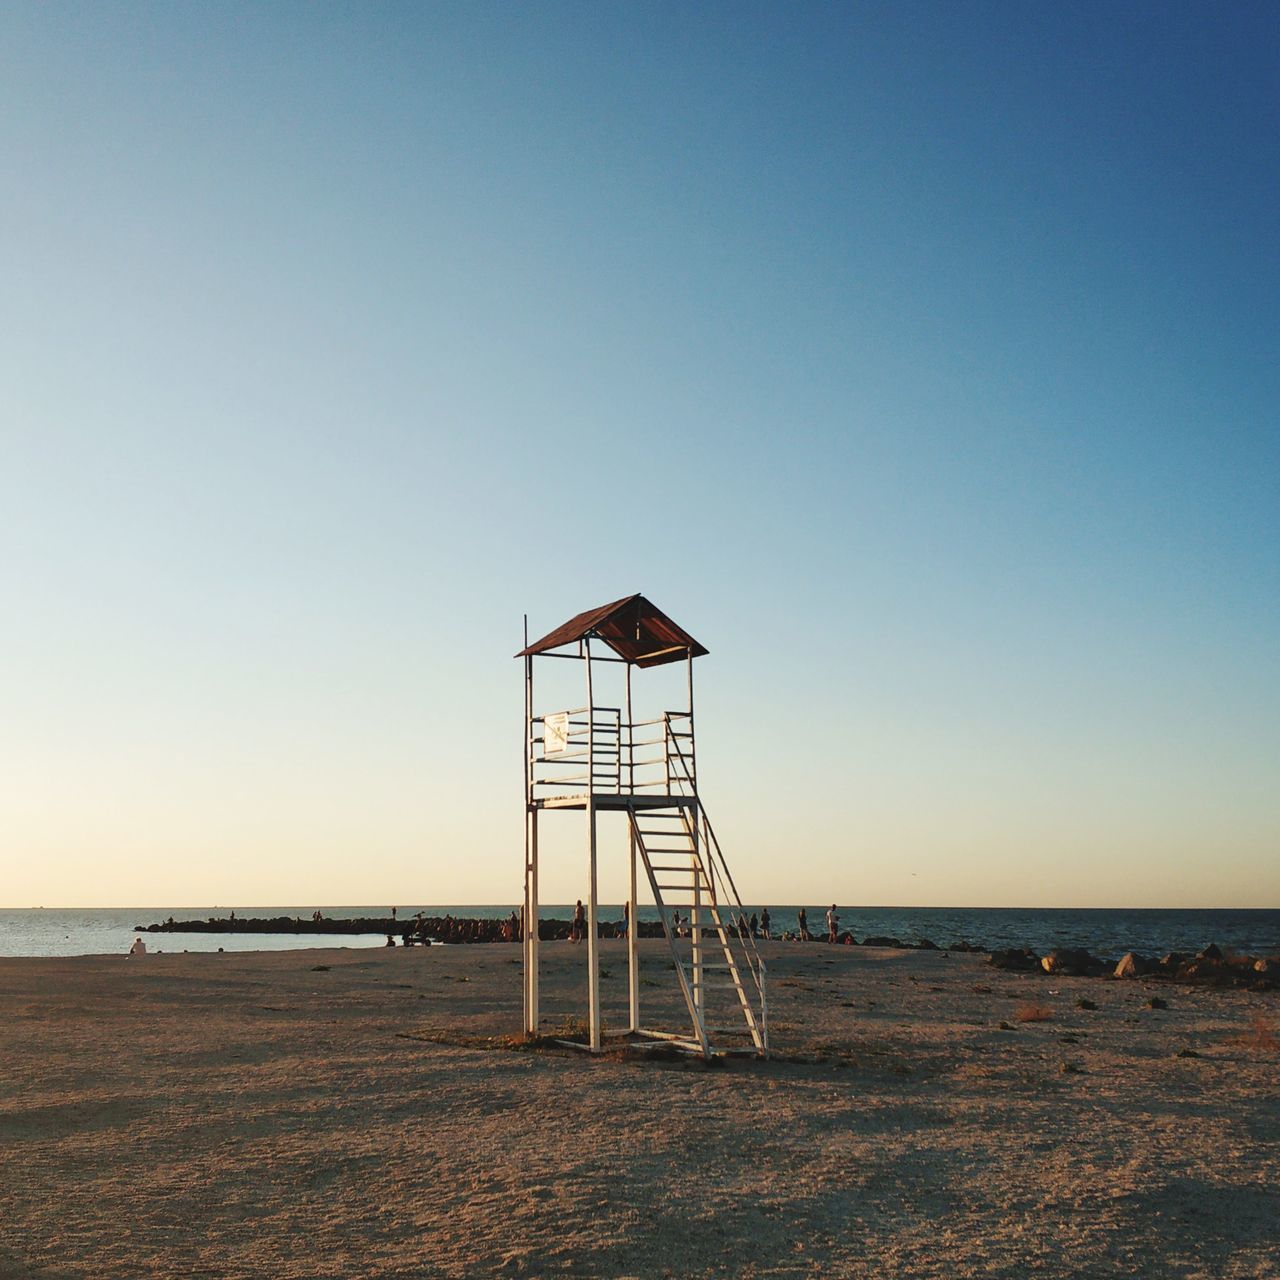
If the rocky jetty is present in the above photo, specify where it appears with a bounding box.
[983,942,1279,992]
[137,914,668,943]
[1110,945,1278,990]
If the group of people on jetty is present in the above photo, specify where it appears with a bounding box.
[390,903,848,946]
[391,912,522,946]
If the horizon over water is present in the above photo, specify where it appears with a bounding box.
[2,905,1278,960]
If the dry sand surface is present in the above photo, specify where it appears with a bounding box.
[1,940,1277,1279]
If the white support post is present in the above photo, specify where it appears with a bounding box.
[522,639,530,1035]
[625,660,638,1033]
[585,637,601,1052]
[523,634,539,1038]
[588,806,600,1051]
[528,808,539,1035]
[685,648,708,1053]
[686,647,696,790]
[625,663,634,798]
[628,820,639,1032]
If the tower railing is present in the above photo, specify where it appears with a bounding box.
[528,707,695,802]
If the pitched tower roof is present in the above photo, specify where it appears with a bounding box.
[516,594,708,668]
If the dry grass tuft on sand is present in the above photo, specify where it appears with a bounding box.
[1013,1001,1054,1022]
[1230,1014,1280,1055]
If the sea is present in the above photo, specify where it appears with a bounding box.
[2,905,1278,960]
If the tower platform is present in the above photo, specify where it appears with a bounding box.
[534,793,697,811]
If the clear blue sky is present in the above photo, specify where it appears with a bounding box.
[2,2,1277,907]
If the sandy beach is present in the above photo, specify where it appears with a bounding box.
[1,940,1276,1279]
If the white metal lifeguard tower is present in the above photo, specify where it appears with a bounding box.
[518,594,767,1058]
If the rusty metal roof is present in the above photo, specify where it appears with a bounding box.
[516,594,709,668]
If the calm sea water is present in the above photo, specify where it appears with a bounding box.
[2,905,1277,960]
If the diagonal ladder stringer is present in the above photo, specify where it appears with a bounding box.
[629,805,767,1056]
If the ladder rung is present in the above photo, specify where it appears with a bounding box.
[643,846,695,853]
[649,865,700,874]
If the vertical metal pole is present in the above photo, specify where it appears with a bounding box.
[530,808,539,1033]
[585,637,601,1052]
[522,621,530,1034]
[625,661,638,1032]
[523,622,540,1037]
[686,647,695,790]
[691,796,704,1049]
[628,821,639,1033]
[687,647,707,1051]
[624,662,633,796]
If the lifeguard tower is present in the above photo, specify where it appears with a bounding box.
[518,594,767,1058]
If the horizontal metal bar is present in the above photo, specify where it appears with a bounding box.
[530,650,629,663]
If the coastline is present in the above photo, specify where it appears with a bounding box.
[5,904,1279,960]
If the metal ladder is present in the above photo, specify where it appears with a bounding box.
[629,806,768,1056]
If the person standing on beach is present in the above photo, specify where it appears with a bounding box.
[620,901,629,939]
[826,904,838,944]
[761,907,771,940]
[798,907,810,941]
[571,899,586,943]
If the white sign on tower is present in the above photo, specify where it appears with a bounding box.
[544,711,570,756]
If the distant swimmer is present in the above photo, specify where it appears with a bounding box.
[129,937,147,957]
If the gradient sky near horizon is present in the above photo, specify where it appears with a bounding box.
[2,2,1277,909]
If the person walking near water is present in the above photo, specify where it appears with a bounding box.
[826,904,839,944]
[571,899,586,943]
[760,907,771,940]
[798,907,810,941]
